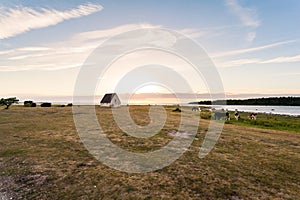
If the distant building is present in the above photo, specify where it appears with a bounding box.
[100,93,121,107]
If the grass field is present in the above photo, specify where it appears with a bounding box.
[0,106,299,199]
[201,109,300,133]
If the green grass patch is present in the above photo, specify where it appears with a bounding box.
[223,111,300,133]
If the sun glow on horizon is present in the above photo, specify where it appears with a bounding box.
[127,84,180,104]
[134,84,171,94]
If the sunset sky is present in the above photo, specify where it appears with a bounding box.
[0,0,299,102]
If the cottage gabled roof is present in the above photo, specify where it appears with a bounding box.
[100,93,116,103]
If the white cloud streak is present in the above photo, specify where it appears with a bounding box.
[212,40,297,58]
[17,47,51,51]
[216,58,262,68]
[212,39,300,67]
[260,54,300,64]
[225,0,260,28]
[215,54,300,68]
[0,50,13,55]
[0,24,166,71]
[0,3,103,39]
[72,23,161,43]
[178,28,208,39]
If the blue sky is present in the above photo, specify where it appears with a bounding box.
[0,0,299,101]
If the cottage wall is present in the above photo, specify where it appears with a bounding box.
[111,95,121,107]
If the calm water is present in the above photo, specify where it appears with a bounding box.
[187,104,300,116]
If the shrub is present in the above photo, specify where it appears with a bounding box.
[24,100,36,107]
[24,103,32,107]
[41,103,52,107]
[200,110,212,119]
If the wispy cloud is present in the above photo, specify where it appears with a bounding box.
[0,24,168,71]
[0,50,13,55]
[261,54,300,64]
[212,40,297,58]
[225,0,260,28]
[0,3,103,39]
[73,23,161,42]
[225,0,260,43]
[215,58,262,68]
[2,21,298,72]
[17,47,51,51]
[246,32,256,42]
[215,54,300,68]
[212,39,300,67]
[179,28,209,39]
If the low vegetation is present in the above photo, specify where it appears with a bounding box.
[193,96,300,106]
[0,97,19,109]
[0,106,299,199]
[204,110,300,133]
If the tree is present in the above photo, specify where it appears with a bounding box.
[0,97,19,109]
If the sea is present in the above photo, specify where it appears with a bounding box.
[18,96,300,116]
[185,104,300,116]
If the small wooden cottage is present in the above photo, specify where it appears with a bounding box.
[100,93,121,107]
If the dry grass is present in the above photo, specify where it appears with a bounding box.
[0,105,299,199]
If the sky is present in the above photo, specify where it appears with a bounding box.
[0,0,299,103]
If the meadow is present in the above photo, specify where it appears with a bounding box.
[0,105,299,199]
[201,109,300,133]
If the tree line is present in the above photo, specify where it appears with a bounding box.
[191,97,300,106]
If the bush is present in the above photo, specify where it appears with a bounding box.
[200,110,212,119]
[24,103,32,107]
[24,100,36,107]
[41,103,52,107]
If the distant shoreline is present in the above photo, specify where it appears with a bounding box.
[189,97,300,106]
